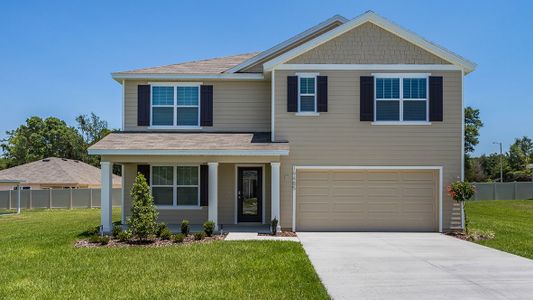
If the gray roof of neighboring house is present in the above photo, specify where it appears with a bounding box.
[0,157,121,186]
[88,132,289,152]
[115,52,261,75]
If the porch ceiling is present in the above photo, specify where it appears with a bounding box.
[88,132,289,156]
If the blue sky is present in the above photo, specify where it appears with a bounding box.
[1,0,531,156]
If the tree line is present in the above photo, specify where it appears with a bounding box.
[0,113,112,170]
[465,107,532,182]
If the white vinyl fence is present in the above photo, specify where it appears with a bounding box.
[473,182,533,200]
[0,188,121,210]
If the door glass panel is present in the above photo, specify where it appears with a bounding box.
[242,170,258,216]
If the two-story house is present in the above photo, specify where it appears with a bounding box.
[89,11,476,233]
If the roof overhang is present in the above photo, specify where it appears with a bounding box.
[0,179,26,184]
[88,149,289,156]
[263,11,476,74]
[226,14,348,74]
[111,73,264,83]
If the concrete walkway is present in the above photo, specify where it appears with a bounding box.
[225,232,299,242]
[298,232,533,300]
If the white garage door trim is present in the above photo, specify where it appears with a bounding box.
[292,166,443,232]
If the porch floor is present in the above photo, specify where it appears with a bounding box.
[167,224,270,234]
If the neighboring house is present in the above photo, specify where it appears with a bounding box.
[89,11,476,233]
[0,157,121,190]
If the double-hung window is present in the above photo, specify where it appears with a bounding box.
[375,75,429,123]
[151,84,200,127]
[298,75,317,113]
[151,165,200,208]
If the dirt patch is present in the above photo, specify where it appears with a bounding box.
[258,231,297,237]
[447,230,495,242]
[75,234,226,248]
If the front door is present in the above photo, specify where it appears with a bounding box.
[237,167,263,222]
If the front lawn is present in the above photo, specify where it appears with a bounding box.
[0,209,328,299]
[467,200,533,259]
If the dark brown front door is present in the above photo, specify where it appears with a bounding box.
[237,167,262,222]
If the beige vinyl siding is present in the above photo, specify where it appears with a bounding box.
[287,22,450,65]
[275,70,462,230]
[124,80,271,132]
[122,162,271,225]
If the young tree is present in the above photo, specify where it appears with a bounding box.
[508,136,533,172]
[1,116,85,167]
[127,173,158,241]
[464,107,483,181]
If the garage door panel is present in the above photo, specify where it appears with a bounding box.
[296,169,438,232]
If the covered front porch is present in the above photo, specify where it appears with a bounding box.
[89,132,289,233]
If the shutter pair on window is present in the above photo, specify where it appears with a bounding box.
[360,76,444,121]
[137,165,209,207]
[287,76,328,112]
[137,85,213,126]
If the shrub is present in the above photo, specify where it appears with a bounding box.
[181,220,190,235]
[127,173,159,241]
[271,218,279,235]
[159,227,172,240]
[85,226,99,236]
[88,235,110,245]
[88,235,101,243]
[156,223,168,237]
[99,236,110,245]
[194,232,205,240]
[173,233,185,243]
[117,230,132,242]
[112,224,122,237]
[203,221,215,237]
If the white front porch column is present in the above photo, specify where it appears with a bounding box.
[271,162,281,233]
[100,161,113,233]
[208,162,218,230]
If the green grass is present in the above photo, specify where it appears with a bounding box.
[467,200,533,259]
[0,209,328,299]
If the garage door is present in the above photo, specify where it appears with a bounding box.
[296,169,438,231]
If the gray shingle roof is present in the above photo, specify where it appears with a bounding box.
[0,157,121,186]
[115,52,261,74]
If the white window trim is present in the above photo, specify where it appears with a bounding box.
[297,73,318,113]
[373,73,430,124]
[150,83,201,128]
[150,165,201,209]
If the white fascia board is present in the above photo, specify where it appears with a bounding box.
[88,149,289,156]
[276,64,462,71]
[263,11,476,74]
[225,15,348,74]
[111,73,264,81]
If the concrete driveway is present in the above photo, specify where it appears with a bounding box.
[298,232,533,299]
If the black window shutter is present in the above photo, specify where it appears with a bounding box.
[360,76,374,121]
[137,164,150,185]
[317,76,328,112]
[429,76,443,122]
[200,85,213,126]
[137,85,150,126]
[200,165,209,206]
[287,76,298,112]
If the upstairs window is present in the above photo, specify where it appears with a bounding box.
[151,85,200,127]
[375,75,428,122]
[298,75,316,112]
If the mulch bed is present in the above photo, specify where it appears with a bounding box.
[446,230,494,242]
[75,234,226,248]
[258,231,297,237]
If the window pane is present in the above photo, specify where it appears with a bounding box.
[300,96,315,112]
[152,107,173,125]
[403,100,427,121]
[177,107,199,126]
[177,86,199,105]
[177,166,198,186]
[376,78,399,99]
[152,166,173,185]
[152,86,174,105]
[300,77,315,94]
[376,100,400,121]
[152,187,173,205]
[403,78,427,99]
[177,187,198,205]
